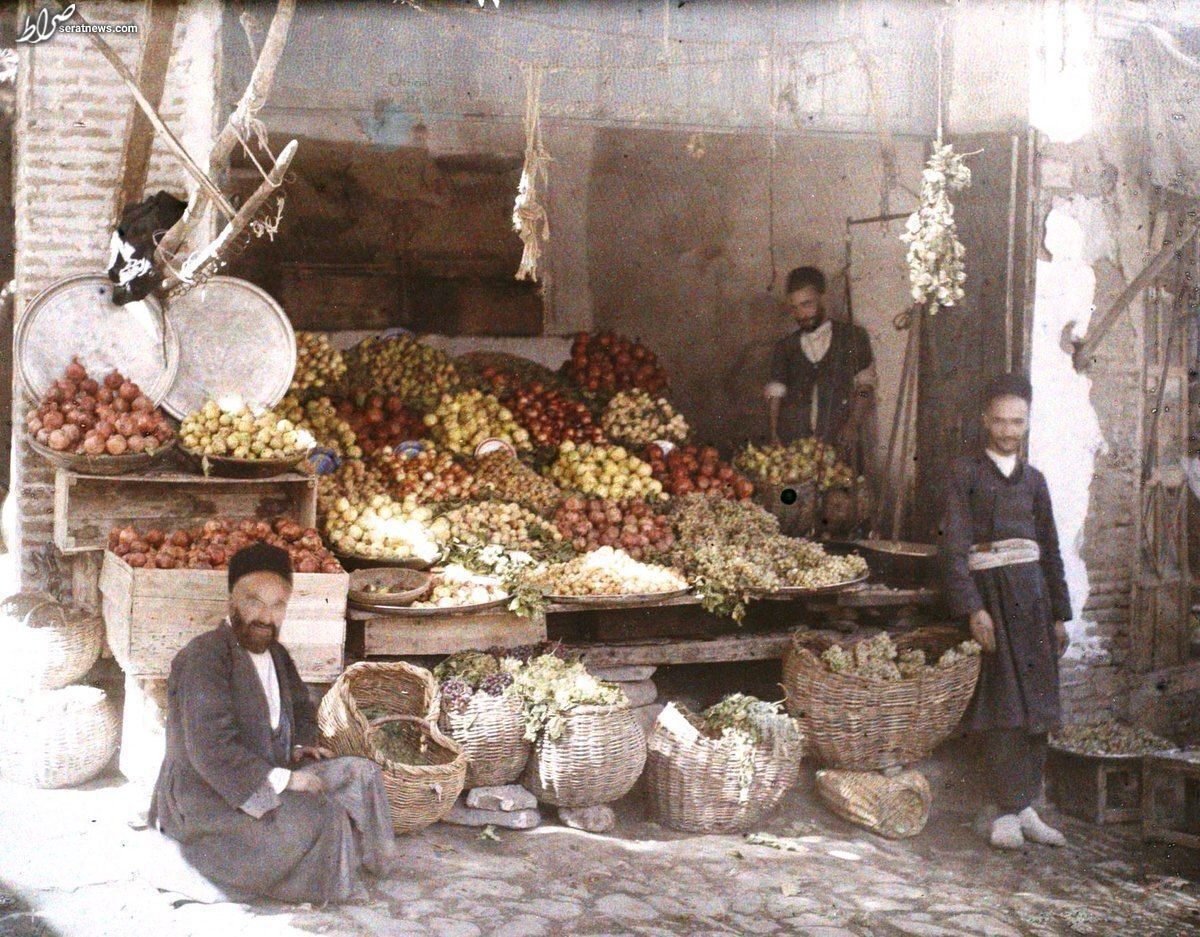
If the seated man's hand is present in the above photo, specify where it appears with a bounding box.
[291,745,335,766]
[286,770,325,795]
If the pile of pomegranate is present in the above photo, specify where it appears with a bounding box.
[336,394,426,456]
[643,444,755,500]
[107,517,342,573]
[564,331,668,398]
[552,496,675,560]
[26,359,173,457]
[501,381,605,450]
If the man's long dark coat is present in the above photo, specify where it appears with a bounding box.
[938,453,1072,733]
[150,624,386,904]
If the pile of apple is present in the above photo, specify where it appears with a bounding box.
[26,359,174,456]
[108,517,342,573]
[565,331,668,398]
[335,394,426,456]
[643,444,755,500]
[552,496,675,560]
[545,441,664,501]
[424,390,532,456]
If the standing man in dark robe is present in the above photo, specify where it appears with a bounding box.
[150,542,396,903]
[764,266,876,464]
[938,373,1072,850]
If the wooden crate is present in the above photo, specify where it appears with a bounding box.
[1047,749,1145,824]
[55,470,317,555]
[100,551,347,681]
[1144,751,1200,849]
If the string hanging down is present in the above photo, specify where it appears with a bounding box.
[513,63,551,283]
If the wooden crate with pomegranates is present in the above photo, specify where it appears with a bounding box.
[100,551,347,682]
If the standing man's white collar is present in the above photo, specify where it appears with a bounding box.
[986,448,1019,478]
[799,319,833,364]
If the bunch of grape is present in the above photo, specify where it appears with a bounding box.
[440,677,474,714]
[478,671,514,696]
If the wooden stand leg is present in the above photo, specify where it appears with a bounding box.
[119,675,168,789]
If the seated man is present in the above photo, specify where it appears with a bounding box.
[150,542,395,904]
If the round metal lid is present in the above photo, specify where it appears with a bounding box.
[15,275,179,404]
[161,276,296,419]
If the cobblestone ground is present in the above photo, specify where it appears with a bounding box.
[1,763,1198,937]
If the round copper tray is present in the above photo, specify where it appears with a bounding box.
[365,595,511,618]
[753,570,870,599]
[544,586,692,607]
[28,436,176,476]
[180,445,311,479]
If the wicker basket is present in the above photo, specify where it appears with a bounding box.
[521,703,646,808]
[318,661,466,833]
[0,593,102,693]
[816,768,932,839]
[439,691,531,789]
[0,686,119,788]
[646,703,804,833]
[782,626,980,771]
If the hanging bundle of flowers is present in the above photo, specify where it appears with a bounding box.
[900,143,972,314]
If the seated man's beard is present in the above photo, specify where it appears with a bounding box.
[231,609,277,653]
[799,313,826,333]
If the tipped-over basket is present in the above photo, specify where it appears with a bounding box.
[0,686,119,788]
[521,703,646,808]
[440,690,530,789]
[816,768,932,839]
[783,626,980,770]
[646,703,804,833]
[318,661,466,833]
[0,592,103,693]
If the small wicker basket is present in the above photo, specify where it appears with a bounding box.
[782,626,980,771]
[522,703,646,808]
[0,593,102,693]
[646,703,804,833]
[318,661,467,833]
[439,690,531,789]
[0,686,119,788]
[816,768,932,839]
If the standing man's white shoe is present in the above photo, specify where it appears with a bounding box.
[990,814,1025,849]
[1018,806,1066,846]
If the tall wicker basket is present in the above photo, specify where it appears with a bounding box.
[0,593,102,693]
[318,661,467,834]
[522,703,646,808]
[439,691,531,789]
[782,627,980,770]
[646,704,804,833]
[0,686,118,788]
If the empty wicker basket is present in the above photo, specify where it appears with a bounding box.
[782,626,980,771]
[318,661,467,834]
[522,703,646,808]
[816,768,932,839]
[0,686,118,788]
[0,592,102,693]
[439,690,530,789]
[646,703,804,833]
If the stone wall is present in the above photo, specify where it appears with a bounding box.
[10,0,220,594]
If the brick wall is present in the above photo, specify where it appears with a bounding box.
[11,0,220,596]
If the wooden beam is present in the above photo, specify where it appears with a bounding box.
[1073,221,1200,370]
[572,632,794,668]
[113,0,180,223]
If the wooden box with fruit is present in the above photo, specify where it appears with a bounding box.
[99,518,348,682]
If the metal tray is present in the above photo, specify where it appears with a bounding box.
[161,277,296,419]
[754,570,870,599]
[16,274,179,404]
[27,436,176,476]
[354,595,510,617]
[544,587,692,607]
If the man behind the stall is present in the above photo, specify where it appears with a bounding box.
[938,373,1072,850]
[150,542,396,903]
[764,265,876,461]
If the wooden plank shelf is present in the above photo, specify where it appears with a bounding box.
[363,611,546,657]
[54,469,318,554]
[571,631,793,668]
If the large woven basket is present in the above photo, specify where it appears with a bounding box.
[0,686,118,788]
[439,690,531,789]
[646,703,804,833]
[522,703,646,808]
[0,593,102,694]
[318,662,466,833]
[816,768,932,839]
[782,626,980,771]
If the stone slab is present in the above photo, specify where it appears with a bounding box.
[466,785,538,813]
[558,805,616,834]
[442,801,541,830]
